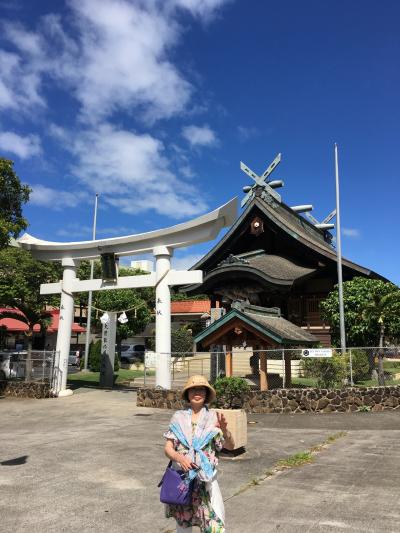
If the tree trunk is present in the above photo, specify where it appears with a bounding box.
[378,323,385,386]
[25,333,33,382]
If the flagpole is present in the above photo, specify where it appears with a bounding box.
[334,144,346,351]
[83,193,99,371]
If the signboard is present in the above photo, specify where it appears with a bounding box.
[302,348,333,358]
[145,351,158,368]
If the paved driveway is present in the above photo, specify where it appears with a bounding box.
[0,389,399,532]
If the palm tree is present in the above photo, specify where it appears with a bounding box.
[362,290,400,385]
[0,302,51,381]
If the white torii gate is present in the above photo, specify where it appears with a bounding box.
[17,198,237,396]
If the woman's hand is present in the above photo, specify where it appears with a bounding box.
[216,412,235,450]
[176,454,197,472]
[216,412,228,434]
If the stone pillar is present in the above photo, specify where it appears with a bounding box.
[99,312,117,388]
[154,246,172,389]
[259,351,268,391]
[55,258,77,397]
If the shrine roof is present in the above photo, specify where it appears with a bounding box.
[218,250,315,282]
[185,250,316,293]
[190,196,382,279]
[243,305,318,344]
[194,303,318,346]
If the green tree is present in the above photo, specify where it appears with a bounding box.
[93,283,152,357]
[0,247,60,379]
[320,277,400,347]
[362,291,400,385]
[0,159,31,249]
[147,325,195,355]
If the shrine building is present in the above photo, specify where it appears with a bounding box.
[186,154,385,351]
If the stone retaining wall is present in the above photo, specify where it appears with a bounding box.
[0,380,51,399]
[137,386,400,413]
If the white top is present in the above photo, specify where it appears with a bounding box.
[17,198,237,261]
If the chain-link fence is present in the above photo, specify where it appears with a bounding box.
[140,346,400,389]
[0,350,57,385]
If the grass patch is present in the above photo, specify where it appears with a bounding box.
[231,431,347,498]
[291,377,318,387]
[67,368,155,386]
[276,451,313,469]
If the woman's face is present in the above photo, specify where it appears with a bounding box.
[187,386,207,407]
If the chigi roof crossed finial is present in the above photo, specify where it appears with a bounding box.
[240,152,336,232]
[240,153,284,207]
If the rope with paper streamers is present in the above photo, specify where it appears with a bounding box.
[90,301,150,323]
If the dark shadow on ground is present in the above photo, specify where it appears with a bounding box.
[68,381,136,394]
[68,380,100,390]
[1,455,28,466]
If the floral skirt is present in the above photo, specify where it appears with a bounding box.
[165,477,225,532]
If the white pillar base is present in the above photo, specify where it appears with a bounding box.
[58,389,74,397]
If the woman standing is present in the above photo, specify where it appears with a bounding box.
[163,375,234,532]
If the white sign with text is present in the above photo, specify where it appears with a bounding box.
[302,348,333,358]
[145,351,158,368]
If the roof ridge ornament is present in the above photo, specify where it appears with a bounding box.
[240,153,284,208]
[217,253,249,267]
[305,208,336,231]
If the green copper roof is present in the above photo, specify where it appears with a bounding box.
[194,304,318,346]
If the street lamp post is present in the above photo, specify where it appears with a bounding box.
[83,193,99,371]
[334,144,346,352]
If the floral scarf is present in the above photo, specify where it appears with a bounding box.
[168,407,220,484]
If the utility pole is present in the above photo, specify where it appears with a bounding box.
[83,193,99,371]
[334,144,346,351]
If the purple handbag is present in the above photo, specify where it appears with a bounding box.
[158,461,194,506]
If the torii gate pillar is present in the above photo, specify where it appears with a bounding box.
[55,258,77,397]
[154,246,172,389]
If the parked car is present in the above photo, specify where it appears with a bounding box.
[119,344,145,364]
[0,351,27,380]
[68,351,80,367]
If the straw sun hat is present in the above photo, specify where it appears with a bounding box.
[181,375,216,404]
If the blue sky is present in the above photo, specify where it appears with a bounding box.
[1,0,399,284]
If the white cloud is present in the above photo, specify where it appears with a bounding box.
[56,223,134,238]
[0,50,45,112]
[182,124,218,147]
[30,184,90,209]
[172,0,231,20]
[237,125,258,142]
[0,130,42,159]
[342,227,360,238]
[0,0,231,218]
[60,0,192,123]
[70,123,207,218]
[172,253,204,270]
[0,0,231,121]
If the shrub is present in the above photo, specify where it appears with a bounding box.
[346,350,369,383]
[87,340,120,372]
[302,354,347,389]
[88,340,102,372]
[214,376,250,408]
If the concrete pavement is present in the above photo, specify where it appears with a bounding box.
[0,388,399,532]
